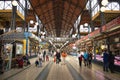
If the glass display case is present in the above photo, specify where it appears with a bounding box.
[96,54,120,66]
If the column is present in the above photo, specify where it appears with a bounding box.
[77,24,80,39]
[26,23,29,55]
[11,5,17,30]
[9,3,17,69]
[24,0,28,32]
[89,0,94,32]
[37,25,40,36]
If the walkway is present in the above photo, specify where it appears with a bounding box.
[0,56,120,80]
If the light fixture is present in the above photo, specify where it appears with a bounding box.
[100,6,106,12]
[101,45,107,50]
[101,0,108,6]
[30,20,34,24]
[84,23,88,26]
[12,0,18,6]
[101,45,105,50]
[80,25,83,28]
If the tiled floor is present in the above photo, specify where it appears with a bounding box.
[0,56,120,80]
[0,57,37,80]
[67,56,120,80]
[46,63,74,80]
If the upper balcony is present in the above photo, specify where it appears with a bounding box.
[91,1,120,27]
[0,0,35,28]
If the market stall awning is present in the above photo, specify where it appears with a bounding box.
[0,31,24,40]
[0,30,41,43]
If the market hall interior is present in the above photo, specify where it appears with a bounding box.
[0,0,120,80]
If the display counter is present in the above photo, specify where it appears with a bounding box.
[96,55,120,66]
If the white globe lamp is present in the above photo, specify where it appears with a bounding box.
[12,0,18,6]
[100,6,106,12]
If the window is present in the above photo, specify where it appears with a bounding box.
[0,1,12,10]
[106,2,120,10]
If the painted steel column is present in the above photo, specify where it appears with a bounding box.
[25,0,29,55]
[8,45,13,70]
[77,25,80,39]
[26,23,29,55]
[106,37,110,52]
[24,0,28,32]
[89,0,94,32]
[99,0,110,52]
[9,4,17,69]
[11,5,17,30]
[89,0,96,60]
[37,25,40,36]
[99,0,106,32]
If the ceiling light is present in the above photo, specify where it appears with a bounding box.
[84,23,88,26]
[12,0,18,6]
[80,25,83,29]
[101,0,108,6]
[30,20,34,24]
[100,6,106,12]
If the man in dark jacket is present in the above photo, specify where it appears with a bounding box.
[103,49,109,72]
[55,51,61,64]
[108,51,115,73]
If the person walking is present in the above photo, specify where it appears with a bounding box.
[46,54,49,61]
[55,51,61,64]
[61,51,67,65]
[77,51,83,67]
[108,51,115,73]
[35,59,39,67]
[103,49,109,72]
[88,52,93,68]
[43,50,46,62]
[83,51,89,66]
[38,53,43,67]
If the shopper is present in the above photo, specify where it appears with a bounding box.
[38,53,43,67]
[61,51,67,65]
[108,51,115,73]
[43,50,46,62]
[103,49,109,72]
[88,52,93,68]
[35,59,39,67]
[77,51,83,67]
[46,54,49,61]
[83,51,89,66]
[55,51,61,64]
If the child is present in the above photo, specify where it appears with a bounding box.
[35,59,39,67]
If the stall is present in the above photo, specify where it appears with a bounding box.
[75,16,120,66]
[0,30,41,70]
